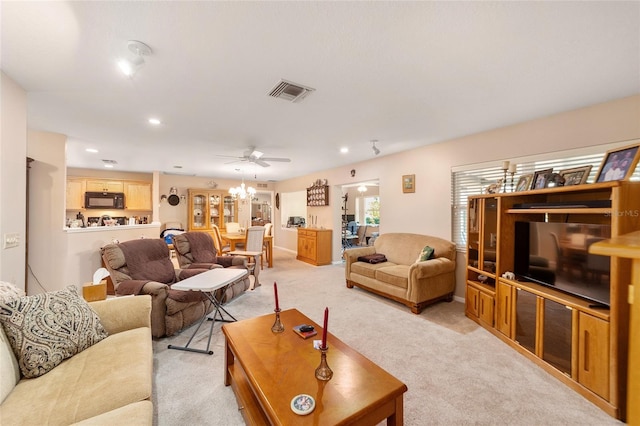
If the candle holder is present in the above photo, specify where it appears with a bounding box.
[271,309,284,333]
[501,168,508,193]
[315,347,333,381]
[509,171,516,192]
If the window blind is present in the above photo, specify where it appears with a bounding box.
[451,147,640,253]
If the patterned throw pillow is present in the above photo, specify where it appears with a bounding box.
[0,281,25,304]
[0,285,108,378]
[416,245,435,263]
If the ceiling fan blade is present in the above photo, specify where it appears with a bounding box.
[261,157,291,162]
[253,159,271,167]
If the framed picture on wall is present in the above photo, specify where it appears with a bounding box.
[559,165,592,186]
[402,174,415,193]
[595,143,640,182]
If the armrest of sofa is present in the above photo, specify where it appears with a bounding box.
[343,246,377,276]
[410,257,456,279]
[89,295,152,335]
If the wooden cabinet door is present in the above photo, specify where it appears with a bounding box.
[479,291,494,326]
[465,284,479,318]
[189,191,209,230]
[578,311,609,400]
[85,179,124,193]
[124,182,151,210]
[496,281,513,338]
[66,179,85,210]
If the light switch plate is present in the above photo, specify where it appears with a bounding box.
[3,233,19,249]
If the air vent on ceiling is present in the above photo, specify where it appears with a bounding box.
[257,183,268,188]
[268,79,315,103]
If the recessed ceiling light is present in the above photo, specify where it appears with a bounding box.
[86,148,98,153]
[148,118,161,125]
[340,147,349,154]
[104,164,114,168]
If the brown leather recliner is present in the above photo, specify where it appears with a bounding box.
[172,231,251,302]
[101,238,246,338]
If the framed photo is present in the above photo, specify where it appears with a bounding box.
[402,174,415,193]
[515,174,533,192]
[531,168,553,190]
[559,165,592,186]
[595,143,640,182]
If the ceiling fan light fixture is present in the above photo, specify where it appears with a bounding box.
[250,149,264,159]
[117,40,152,77]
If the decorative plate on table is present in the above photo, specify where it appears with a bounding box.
[290,394,315,415]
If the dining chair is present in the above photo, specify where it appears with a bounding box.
[229,226,265,288]
[262,223,273,269]
[211,224,231,255]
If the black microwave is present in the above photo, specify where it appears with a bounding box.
[85,192,125,209]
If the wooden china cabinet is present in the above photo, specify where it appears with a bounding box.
[187,188,237,233]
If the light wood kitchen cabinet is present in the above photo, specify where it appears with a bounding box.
[66,179,85,210]
[124,181,152,210]
[297,228,332,266]
[85,179,124,193]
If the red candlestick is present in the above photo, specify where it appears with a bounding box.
[321,307,328,348]
[274,282,280,311]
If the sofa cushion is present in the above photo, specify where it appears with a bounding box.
[0,325,20,404]
[416,245,435,263]
[71,400,153,425]
[375,265,410,289]
[0,327,152,425]
[351,261,397,279]
[0,285,108,378]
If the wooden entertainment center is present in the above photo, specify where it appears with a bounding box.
[465,181,640,420]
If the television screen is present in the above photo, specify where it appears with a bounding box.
[514,221,611,307]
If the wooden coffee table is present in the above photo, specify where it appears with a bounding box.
[222,308,407,425]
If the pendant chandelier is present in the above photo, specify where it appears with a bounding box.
[228,180,256,201]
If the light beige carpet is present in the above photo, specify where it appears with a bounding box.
[152,248,622,425]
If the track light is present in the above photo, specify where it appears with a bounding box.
[118,40,152,77]
[371,140,380,156]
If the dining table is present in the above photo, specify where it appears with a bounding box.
[221,232,273,268]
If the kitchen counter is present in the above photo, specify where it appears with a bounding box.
[64,223,160,233]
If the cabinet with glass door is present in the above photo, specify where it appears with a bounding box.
[187,189,237,232]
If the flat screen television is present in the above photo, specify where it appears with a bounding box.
[514,221,611,307]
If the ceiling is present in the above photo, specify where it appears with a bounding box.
[2,1,638,182]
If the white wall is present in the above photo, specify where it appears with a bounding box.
[273,94,640,298]
[0,72,27,289]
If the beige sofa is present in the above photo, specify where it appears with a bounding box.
[344,233,456,313]
[0,295,153,425]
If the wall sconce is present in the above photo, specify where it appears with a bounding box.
[351,169,356,177]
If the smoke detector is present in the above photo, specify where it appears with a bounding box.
[268,79,315,103]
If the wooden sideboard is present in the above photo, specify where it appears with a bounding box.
[297,228,332,266]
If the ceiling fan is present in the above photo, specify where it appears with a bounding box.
[216,147,291,168]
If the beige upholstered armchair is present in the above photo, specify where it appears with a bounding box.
[101,238,243,338]
[172,231,250,301]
